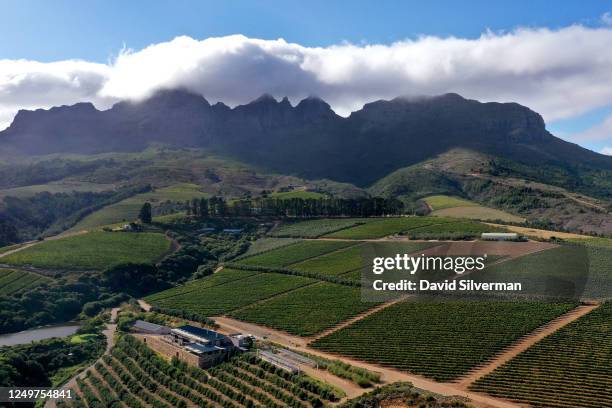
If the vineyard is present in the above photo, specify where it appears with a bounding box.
[0,268,50,295]
[241,238,302,258]
[311,300,576,381]
[231,282,378,336]
[470,303,612,408]
[323,216,454,239]
[271,218,368,238]
[404,220,506,240]
[466,244,593,299]
[236,240,356,267]
[58,335,339,408]
[148,272,316,316]
[145,268,260,303]
[1,232,171,270]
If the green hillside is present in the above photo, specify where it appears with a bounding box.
[70,183,206,230]
[1,232,171,270]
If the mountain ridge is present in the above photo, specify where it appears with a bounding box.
[2,89,611,188]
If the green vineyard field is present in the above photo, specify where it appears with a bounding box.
[271,218,368,238]
[1,232,171,270]
[236,240,356,267]
[0,268,50,295]
[149,272,316,316]
[231,282,378,336]
[311,300,576,381]
[323,216,453,239]
[470,303,612,408]
[145,268,261,303]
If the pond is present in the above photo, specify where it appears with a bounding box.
[0,324,80,347]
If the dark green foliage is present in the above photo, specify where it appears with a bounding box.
[0,325,105,388]
[0,219,18,246]
[102,263,164,297]
[340,382,470,408]
[0,184,151,241]
[139,202,152,224]
[183,195,405,218]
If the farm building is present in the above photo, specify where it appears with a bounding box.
[481,232,520,241]
[136,323,247,368]
[131,320,171,335]
[169,325,238,367]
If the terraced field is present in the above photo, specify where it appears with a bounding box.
[311,300,576,381]
[323,216,454,239]
[149,272,316,316]
[231,282,378,336]
[70,183,207,230]
[0,269,50,295]
[61,334,340,408]
[1,232,171,270]
[236,240,356,267]
[271,218,369,238]
[470,303,612,408]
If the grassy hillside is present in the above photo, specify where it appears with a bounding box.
[70,183,206,230]
[0,180,115,199]
[269,190,326,199]
[370,149,611,235]
[1,232,171,270]
[423,195,478,210]
[423,195,524,222]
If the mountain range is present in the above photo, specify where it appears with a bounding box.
[0,90,610,236]
[2,89,611,187]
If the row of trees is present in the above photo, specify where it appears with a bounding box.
[182,196,404,218]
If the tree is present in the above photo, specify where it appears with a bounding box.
[138,202,152,224]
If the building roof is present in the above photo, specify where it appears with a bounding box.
[172,325,227,343]
[132,320,168,332]
[184,343,226,355]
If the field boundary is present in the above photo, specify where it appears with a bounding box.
[454,302,600,388]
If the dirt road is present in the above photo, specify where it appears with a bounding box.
[44,307,119,408]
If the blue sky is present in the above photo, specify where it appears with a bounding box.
[1,1,610,61]
[1,0,612,153]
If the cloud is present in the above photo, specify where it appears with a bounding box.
[574,114,612,142]
[601,147,612,155]
[602,12,612,25]
[3,25,612,132]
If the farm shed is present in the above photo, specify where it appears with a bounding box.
[481,232,519,241]
[131,320,171,335]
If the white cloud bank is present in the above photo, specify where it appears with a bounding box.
[2,25,612,142]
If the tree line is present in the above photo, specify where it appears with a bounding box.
[181,196,404,218]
